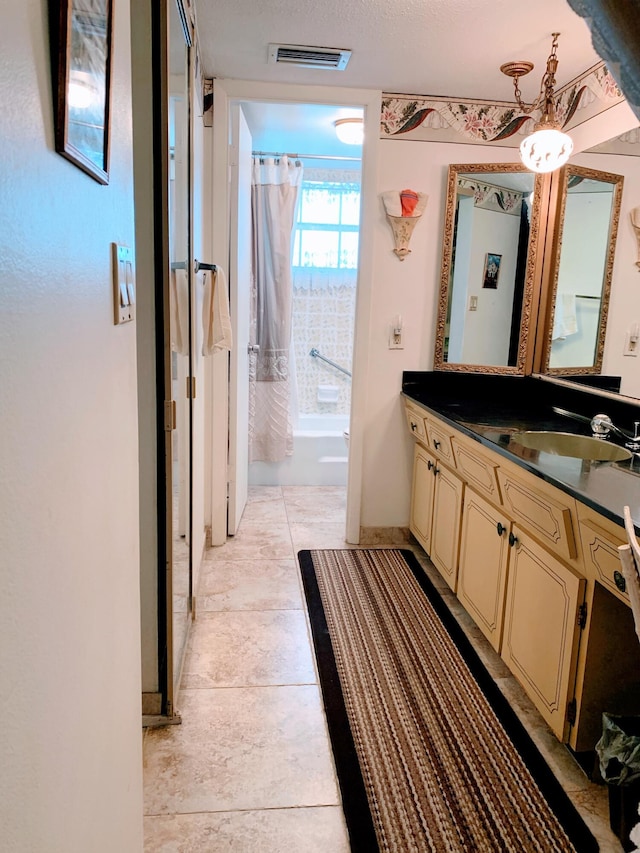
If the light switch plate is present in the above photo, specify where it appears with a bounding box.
[112,243,136,325]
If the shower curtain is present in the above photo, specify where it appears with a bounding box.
[249,156,303,462]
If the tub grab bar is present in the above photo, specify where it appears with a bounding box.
[309,348,352,378]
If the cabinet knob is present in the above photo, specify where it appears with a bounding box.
[433,466,440,476]
[496,522,506,536]
[433,439,441,449]
[411,421,417,431]
[508,532,518,547]
[427,460,433,471]
[614,570,627,593]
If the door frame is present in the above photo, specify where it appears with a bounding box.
[208,79,381,545]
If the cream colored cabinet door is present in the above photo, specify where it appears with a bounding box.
[410,443,436,555]
[457,489,510,652]
[501,525,585,741]
[430,462,464,592]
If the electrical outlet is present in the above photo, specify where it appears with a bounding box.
[389,315,404,349]
[623,331,639,357]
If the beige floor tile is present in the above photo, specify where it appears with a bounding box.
[568,788,624,852]
[290,522,356,552]
[181,610,316,688]
[247,486,283,502]
[239,497,289,525]
[197,559,302,611]
[282,486,347,524]
[144,806,350,852]
[209,523,294,560]
[144,685,340,815]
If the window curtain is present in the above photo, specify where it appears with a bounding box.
[566,0,640,119]
[249,156,303,462]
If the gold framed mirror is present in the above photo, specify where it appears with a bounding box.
[539,164,624,376]
[434,164,547,375]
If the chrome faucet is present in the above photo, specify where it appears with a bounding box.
[590,414,640,450]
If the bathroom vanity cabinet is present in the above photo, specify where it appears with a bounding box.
[404,395,640,751]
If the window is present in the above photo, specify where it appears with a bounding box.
[292,181,360,270]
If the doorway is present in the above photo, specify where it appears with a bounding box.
[209,80,381,546]
[239,101,362,496]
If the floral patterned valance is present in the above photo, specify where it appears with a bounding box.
[380,62,625,146]
[457,177,524,216]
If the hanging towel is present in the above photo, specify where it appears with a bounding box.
[170,269,189,355]
[552,292,578,341]
[202,267,232,356]
[381,190,429,219]
[400,189,419,217]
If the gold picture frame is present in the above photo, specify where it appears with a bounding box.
[53,0,114,184]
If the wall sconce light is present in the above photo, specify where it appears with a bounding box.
[631,207,640,271]
[381,189,428,261]
[334,118,364,145]
[501,33,573,174]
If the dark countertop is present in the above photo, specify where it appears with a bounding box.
[402,372,640,533]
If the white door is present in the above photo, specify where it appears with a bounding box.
[227,105,252,534]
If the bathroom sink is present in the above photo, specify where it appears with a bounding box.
[510,431,632,462]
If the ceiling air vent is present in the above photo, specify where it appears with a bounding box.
[268,44,352,71]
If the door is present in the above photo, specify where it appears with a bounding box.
[227,105,252,534]
[501,526,585,741]
[410,443,436,555]
[457,489,510,652]
[430,463,464,591]
[165,0,193,712]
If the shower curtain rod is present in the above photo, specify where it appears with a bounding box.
[252,150,361,163]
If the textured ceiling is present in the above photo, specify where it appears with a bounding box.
[192,0,605,157]
[193,0,601,102]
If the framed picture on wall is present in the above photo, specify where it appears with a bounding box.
[53,0,114,184]
[482,253,501,289]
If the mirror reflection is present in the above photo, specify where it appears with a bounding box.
[435,164,542,374]
[543,165,623,375]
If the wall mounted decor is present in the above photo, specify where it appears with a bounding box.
[381,189,428,260]
[53,0,114,184]
[631,206,640,270]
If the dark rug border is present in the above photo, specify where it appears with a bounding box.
[298,548,599,853]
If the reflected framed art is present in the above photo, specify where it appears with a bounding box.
[53,0,113,184]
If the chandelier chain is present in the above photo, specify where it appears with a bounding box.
[510,32,560,116]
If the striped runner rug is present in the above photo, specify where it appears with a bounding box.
[298,548,598,853]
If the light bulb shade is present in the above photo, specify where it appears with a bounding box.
[519,127,573,174]
[334,118,364,145]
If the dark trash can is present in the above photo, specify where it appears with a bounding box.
[596,713,640,851]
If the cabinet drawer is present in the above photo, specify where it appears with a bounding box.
[496,468,577,563]
[578,507,628,606]
[404,401,428,443]
[451,436,501,505]
[425,419,456,466]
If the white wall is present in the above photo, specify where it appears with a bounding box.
[360,139,520,529]
[0,2,144,850]
[462,207,520,365]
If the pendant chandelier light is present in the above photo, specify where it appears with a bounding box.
[501,33,573,174]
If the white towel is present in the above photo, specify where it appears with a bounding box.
[381,190,428,219]
[202,267,232,356]
[170,269,189,355]
[552,292,578,341]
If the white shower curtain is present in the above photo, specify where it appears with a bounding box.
[249,156,303,462]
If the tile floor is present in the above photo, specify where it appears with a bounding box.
[143,485,624,852]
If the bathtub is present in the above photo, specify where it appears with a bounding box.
[248,413,349,486]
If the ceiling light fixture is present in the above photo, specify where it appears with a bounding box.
[501,33,573,174]
[334,118,364,145]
